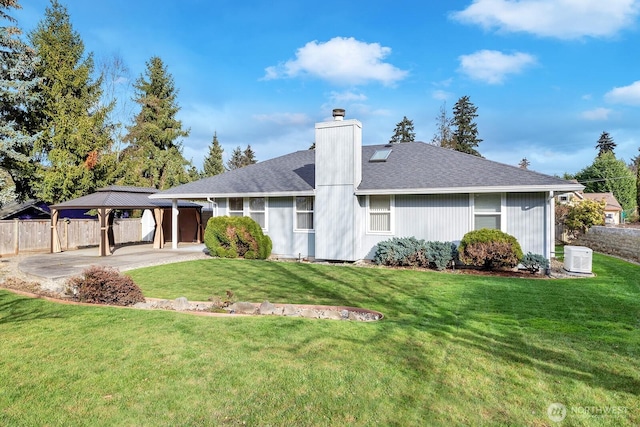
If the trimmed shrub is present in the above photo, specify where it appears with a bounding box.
[204,216,272,260]
[425,241,458,271]
[459,228,523,270]
[373,237,457,270]
[66,266,145,306]
[521,252,550,274]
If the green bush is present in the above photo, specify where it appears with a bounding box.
[459,228,523,270]
[373,237,457,270]
[204,216,272,260]
[66,266,145,306]
[521,252,550,274]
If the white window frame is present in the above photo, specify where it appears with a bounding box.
[249,197,268,231]
[470,193,506,231]
[226,197,268,231]
[228,197,244,217]
[367,195,394,234]
[294,196,315,233]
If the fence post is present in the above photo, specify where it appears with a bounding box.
[13,219,19,255]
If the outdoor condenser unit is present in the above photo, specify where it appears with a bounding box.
[564,246,593,274]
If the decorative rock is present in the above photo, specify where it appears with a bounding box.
[229,301,258,314]
[156,299,173,309]
[259,300,277,315]
[133,302,153,309]
[282,304,298,316]
[323,310,344,320]
[300,309,318,319]
[173,297,190,311]
[340,309,349,320]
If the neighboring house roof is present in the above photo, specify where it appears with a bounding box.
[50,186,202,210]
[0,199,50,220]
[151,142,583,199]
[582,192,623,211]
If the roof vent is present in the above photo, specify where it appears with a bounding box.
[332,108,345,121]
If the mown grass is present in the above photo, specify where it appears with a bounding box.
[1,252,638,426]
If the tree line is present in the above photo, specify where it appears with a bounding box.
[0,0,251,207]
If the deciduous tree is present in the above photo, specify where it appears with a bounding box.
[389,116,415,143]
[451,96,482,157]
[519,158,530,169]
[430,103,454,148]
[574,152,637,212]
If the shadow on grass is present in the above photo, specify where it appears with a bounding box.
[0,292,70,324]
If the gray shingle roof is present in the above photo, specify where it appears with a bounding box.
[152,142,582,199]
[50,186,201,210]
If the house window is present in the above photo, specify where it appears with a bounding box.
[295,196,314,231]
[369,195,392,233]
[228,198,243,217]
[473,193,502,230]
[249,197,266,228]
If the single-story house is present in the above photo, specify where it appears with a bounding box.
[556,189,624,225]
[151,109,583,261]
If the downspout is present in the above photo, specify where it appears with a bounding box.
[549,191,555,260]
[207,197,218,217]
[171,199,179,249]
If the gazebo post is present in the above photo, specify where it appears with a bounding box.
[171,199,179,249]
[153,207,164,249]
[98,208,107,257]
[50,209,62,253]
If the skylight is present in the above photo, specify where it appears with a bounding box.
[369,148,392,162]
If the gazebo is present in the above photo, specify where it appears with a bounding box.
[49,186,203,256]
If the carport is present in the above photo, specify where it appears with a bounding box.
[49,186,203,256]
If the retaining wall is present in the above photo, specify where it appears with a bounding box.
[573,226,640,264]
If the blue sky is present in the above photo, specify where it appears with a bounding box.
[14,0,640,176]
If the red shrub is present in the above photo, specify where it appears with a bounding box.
[67,266,145,306]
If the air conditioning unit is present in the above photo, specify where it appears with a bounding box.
[564,246,593,274]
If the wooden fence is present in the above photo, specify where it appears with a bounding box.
[0,218,143,256]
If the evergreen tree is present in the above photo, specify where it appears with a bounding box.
[0,0,40,203]
[28,0,113,203]
[243,144,257,165]
[227,146,245,170]
[430,103,454,148]
[226,145,257,170]
[120,56,192,189]
[595,131,616,156]
[635,148,640,215]
[389,116,415,143]
[574,152,637,212]
[451,96,482,157]
[202,132,225,176]
[519,158,530,169]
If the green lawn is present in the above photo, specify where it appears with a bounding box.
[1,253,638,426]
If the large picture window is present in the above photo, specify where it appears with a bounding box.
[473,193,502,230]
[369,195,392,233]
[249,197,266,228]
[295,196,314,231]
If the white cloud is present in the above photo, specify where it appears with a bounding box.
[263,37,408,86]
[451,0,640,39]
[605,80,640,105]
[252,112,311,126]
[329,90,368,104]
[581,107,613,120]
[458,50,536,84]
[432,89,453,101]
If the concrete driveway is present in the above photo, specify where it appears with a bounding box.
[17,243,209,281]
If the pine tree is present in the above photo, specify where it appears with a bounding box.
[389,116,415,143]
[243,145,257,165]
[430,103,454,148]
[227,146,245,170]
[120,56,192,189]
[451,96,482,157]
[202,132,225,176]
[595,131,616,156]
[0,0,40,204]
[519,158,530,169]
[28,0,113,203]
